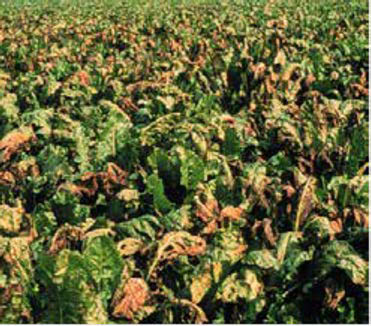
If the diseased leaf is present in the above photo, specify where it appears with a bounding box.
[0,205,24,234]
[148,231,206,278]
[190,271,212,304]
[295,177,317,231]
[0,127,35,162]
[177,147,205,190]
[0,1,368,323]
[217,269,264,303]
[243,249,278,270]
[112,278,151,320]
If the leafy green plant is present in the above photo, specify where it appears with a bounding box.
[0,0,368,323]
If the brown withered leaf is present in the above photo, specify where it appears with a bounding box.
[160,231,206,259]
[58,182,94,197]
[101,162,128,194]
[230,244,248,257]
[3,237,32,281]
[117,238,144,256]
[282,184,296,198]
[251,220,263,237]
[112,278,150,320]
[267,18,288,29]
[195,198,219,223]
[0,127,36,162]
[0,171,15,186]
[82,228,116,240]
[219,206,243,221]
[351,83,368,96]
[262,218,277,246]
[13,157,40,179]
[305,74,316,87]
[329,218,343,235]
[148,231,206,278]
[353,208,368,228]
[170,298,208,324]
[76,71,90,86]
[281,63,301,82]
[49,224,85,254]
[68,163,128,197]
[295,177,316,231]
[202,220,218,234]
[111,263,135,309]
[79,172,99,195]
[251,62,266,80]
[324,279,345,310]
[221,115,236,125]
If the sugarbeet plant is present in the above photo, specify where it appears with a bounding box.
[0,0,368,323]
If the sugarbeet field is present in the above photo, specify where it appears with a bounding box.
[0,0,369,323]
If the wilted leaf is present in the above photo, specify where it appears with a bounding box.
[324,279,345,310]
[295,177,316,231]
[0,127,35,162]
[220,206,243,221]
[148,231,206,278]
[112,278,150,320]
[117,238,144,256]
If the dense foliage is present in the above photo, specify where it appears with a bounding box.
[0,0,368,323]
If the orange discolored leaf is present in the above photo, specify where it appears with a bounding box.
[76,70,90,86]
[220,206,243,221]
[0,171,15,186]
[324,280,345,310]
[353,208,368,228]
[196,198,219,223]
[48,224,85,254]
[0,128,36,162]
[148,231,206,278]
[112,278,150,320]
[283,184,296,198]
[262,218,277,246]
[305,74,316,87]
[330,218,343,235]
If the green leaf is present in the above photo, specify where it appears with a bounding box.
[115,214,161,241]
[146,174,174,214]
[243,249,278,270]
[83,236,123,304]
[222,128,241,157]
[177,147,205,190]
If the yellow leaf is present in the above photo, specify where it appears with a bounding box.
[117,238,144,256]
[190,272,212,304]
[274,50,286,66]
[0,205,24,233]
[117,189,139,202]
